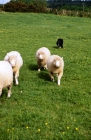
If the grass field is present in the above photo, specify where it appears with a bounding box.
[0,12,91,140]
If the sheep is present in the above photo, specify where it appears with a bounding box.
[4,51,23,85]
[36,47,51,71]
[47,55,64,85]
[0,61,13,97]
[56,38,63,48]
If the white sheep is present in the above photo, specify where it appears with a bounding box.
[47,55,64,85]
[36,47,51,71]
[0,61,13,97]
[4,51,23,85]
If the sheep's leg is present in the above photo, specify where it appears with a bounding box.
[15,70,19,85]
[38,66,40,72]
[38,64,41,71]
[15,76,18,85]
[44,64,48,70]
[57,72,63,86]
[7,85,12,97]
[0,92,2,96]
[0,87,2,97]
[49,72,54,82]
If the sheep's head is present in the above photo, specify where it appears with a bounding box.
[8,55,17,67]
[53,58,61,68]
[38,52,45,60]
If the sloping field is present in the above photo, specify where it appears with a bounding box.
[0,12,91,140]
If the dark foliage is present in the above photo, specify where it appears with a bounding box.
[3,1,47,13]
[3,1,27,12]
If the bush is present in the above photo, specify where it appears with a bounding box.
[3,1,47,13]
[29,3,46,13]
[4,1,28,12]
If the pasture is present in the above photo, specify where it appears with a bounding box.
[0,12,91,140]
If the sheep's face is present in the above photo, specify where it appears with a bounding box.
[38,52,44,60]
[8,56,17,67]
[53,59,61,68]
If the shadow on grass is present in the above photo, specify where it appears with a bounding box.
[27,63,47,72]
[53,46,64,49]
[27,64,50,81]
[0,89,8,98]
[28,63,38,71]
[53,46,58,49]
[37,71,50,81]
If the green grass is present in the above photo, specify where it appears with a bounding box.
[0,12,91,140]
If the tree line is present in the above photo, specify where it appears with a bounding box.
[0,0,91,18]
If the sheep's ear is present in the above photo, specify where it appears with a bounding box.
[7,53,9,56]
[15,55,18,59]
[6,53,9,59]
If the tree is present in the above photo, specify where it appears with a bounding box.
[19,0,48,6]
[10,0,48,7]
[30,0,47,6]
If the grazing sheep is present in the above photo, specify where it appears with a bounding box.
[47,55,64,85]
[36,47,51,71]
[56,38,63,48]
[0,61,13,97]
[4,51,23,85]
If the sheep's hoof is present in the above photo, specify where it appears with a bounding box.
[15,81,19,85]
[51,78,54,82]
[38,69,40,72]
[58,82,60,86]
[44,67,48,70]
[16,83,19,85]
[7,93,11,98]
[7,96,11,98]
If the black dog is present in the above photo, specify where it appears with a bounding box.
[56,38,63,48]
